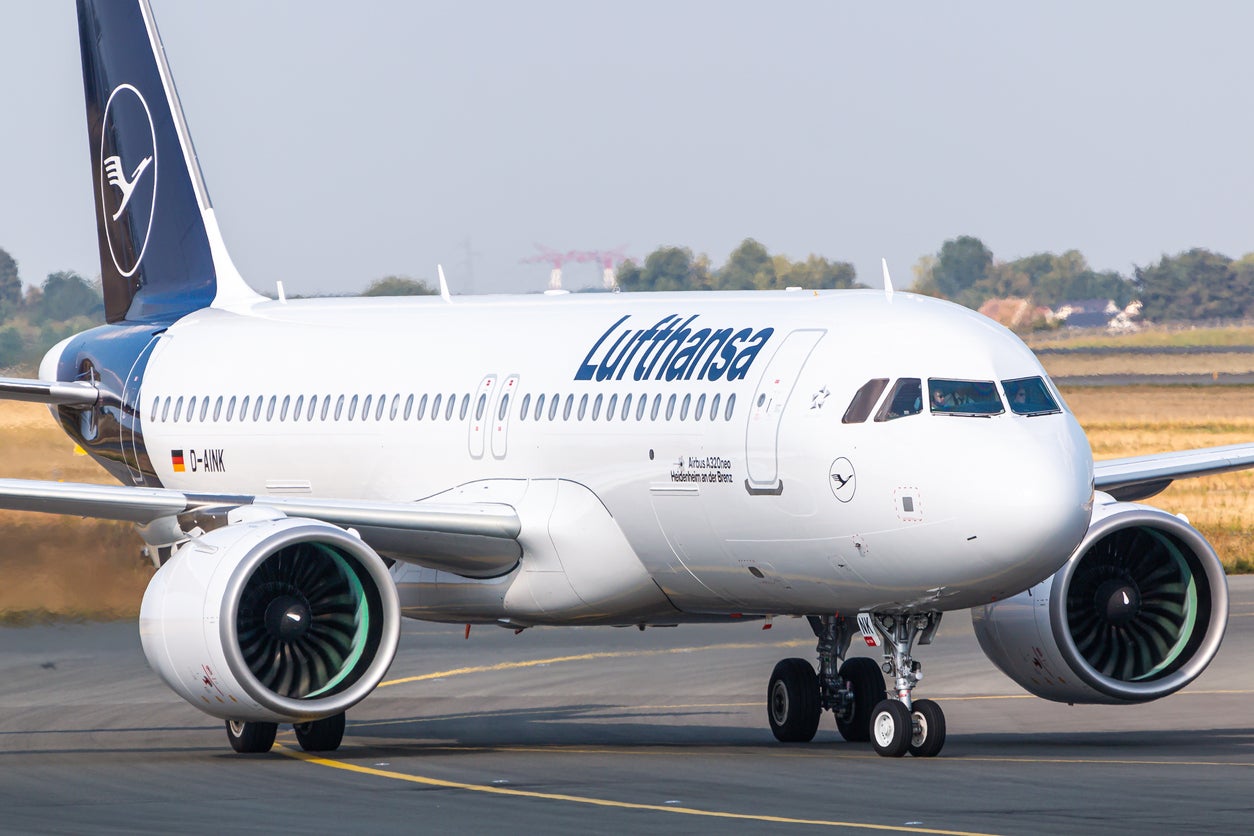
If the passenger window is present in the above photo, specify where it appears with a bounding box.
[308,396,318,421]
[150,397,160,422]
[520,393,532,420]
[665,394,677,420]
[252,396,264,422]
[334,395,345,421]
[475,393,487,421]
[200,397,210,422]
[621,393,633,421]
[635,393,647,421]
[389,394,400,420]
[650,394,661,421]
[403,394,414,420]
[842,378,889,424]
[376,395,388,421]
[348,395,359,421]
[592,394,603,421]
[173,396,184,422]
[928,379,1003,416]
[607,394,618,421]
[226,396,236,422]
[293,395,304,422]
[578,394,588,421]
[1002,376,1061,416]
[266,396,277,422]
[535,393,546,421]
[458,394,469,421]
[695,393,706,421]
[212,397,222,422]
[321,396,331,421]
[416,394,427,420]
[186,396,196,422]
[875,379,922,422]
[563,395,573,421]
[162,397,172,422]
[710,393,721,420]
[445,394,456,421]
[361,394,373,420]
[239,395,250,421]
[680,394,691,420]
[725,393,736,421]
[549,394,560,421]
[498,393,510,421]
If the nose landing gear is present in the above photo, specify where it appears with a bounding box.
[765,611,946,758]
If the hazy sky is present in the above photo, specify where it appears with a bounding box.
[2,1,1253,296]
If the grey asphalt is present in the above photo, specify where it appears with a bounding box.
[2,579,1253,835]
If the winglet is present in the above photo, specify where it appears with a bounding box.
[881,258,894,301]
[437,265,452,303]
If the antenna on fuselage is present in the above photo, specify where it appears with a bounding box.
[881,258,894,301]
[437,265,452,304]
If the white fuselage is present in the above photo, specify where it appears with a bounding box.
[118,289,1094,621]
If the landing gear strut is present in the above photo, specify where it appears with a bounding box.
[765,611,946,758]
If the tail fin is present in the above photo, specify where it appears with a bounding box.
[77,0,261,324]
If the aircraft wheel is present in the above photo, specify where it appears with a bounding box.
[294,712,347,752]
[834,657,885,743]
[870,699,911,758]
[767,658,821,742]
[907,698,946,757]
[226,719,277,754]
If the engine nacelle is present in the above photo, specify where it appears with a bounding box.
[140,515,401,723]
[972,496,1228,704]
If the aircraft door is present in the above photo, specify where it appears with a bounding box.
[467,375,497,459]
[744,329,825,492]
[491,375,519,459]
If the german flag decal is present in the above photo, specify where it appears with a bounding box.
[171,450,185,472]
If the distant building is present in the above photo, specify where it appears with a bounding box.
[1053,298,1141,331]
[977,298,1055,331]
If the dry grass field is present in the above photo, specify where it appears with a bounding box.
[1041,352,1254,378]
[1,387,1253,623]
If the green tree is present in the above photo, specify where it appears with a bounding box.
[0,326,23,367]
[717,238,775,290]
[1135,249,1234,321]
[775,254,858,289]
[362,275,437,296]
[931,236,993,304]
[0,246,20,315]
[37,271,103,322]
[618,247,711,292]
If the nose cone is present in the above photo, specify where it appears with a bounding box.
[970,412,1094,594]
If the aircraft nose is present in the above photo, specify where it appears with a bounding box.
[974,412,1094,585]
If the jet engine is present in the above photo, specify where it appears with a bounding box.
[139,514,400,723]
[972,496,1228,704]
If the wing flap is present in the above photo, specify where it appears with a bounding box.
[1094,443,1254,501]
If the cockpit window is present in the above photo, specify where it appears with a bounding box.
[843,378,889,424]
[928,379,1003,416]
[874,378,922,422]
[1002,376,1061,416]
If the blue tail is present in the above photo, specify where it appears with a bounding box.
[77,0,260,324]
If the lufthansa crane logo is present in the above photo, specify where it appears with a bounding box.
[99,84,158,279]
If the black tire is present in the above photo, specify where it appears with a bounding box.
[767,658,821,743]
[834,657,884,743]
[294,712,347,752]
[225,720,277,754]
[869,699,911,758]
[908,698,946,758]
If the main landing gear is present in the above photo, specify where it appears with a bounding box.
[225,712,347,754]
[766,611,946,758]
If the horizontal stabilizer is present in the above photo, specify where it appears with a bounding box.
[0,377,99,408]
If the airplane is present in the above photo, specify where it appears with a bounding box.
[1,0,1251,759]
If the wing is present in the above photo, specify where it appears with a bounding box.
[1094,442,1254,502]
[0,376,98,406]
[0,478,521,579]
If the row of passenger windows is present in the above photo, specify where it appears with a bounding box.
[149,391,739,425]
[841,375,1060,424]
